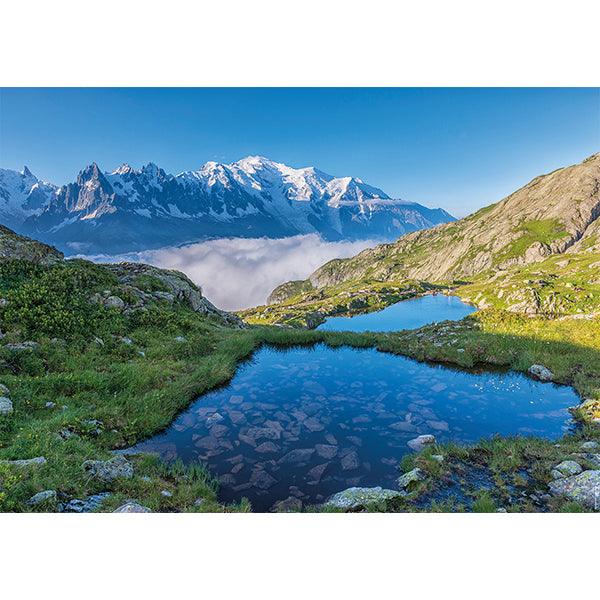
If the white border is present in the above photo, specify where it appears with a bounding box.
[1,0,599,597]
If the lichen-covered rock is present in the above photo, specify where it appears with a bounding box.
[581,441,599,451]
[0,396,13,416]
[548,470,600,509]
[528,364,554,382]
[26,490,57,506]
[82,455,134,482]
[104,295,125,310]
[113,501,151,513]
[324,486,406,510]
[397,467,426,489]
[551,460,583,479]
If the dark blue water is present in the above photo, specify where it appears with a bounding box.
[316,294,475,332]
[130,344,577,511]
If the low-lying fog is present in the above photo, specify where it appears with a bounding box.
[82,235,375,311]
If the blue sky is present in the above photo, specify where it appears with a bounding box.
[1,88,598,217]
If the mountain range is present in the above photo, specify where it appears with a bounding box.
[0,156,454,254]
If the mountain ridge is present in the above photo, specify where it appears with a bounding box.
[0,156,454,254]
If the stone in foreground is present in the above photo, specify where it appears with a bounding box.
[113,501,151,513]
[0,396,13,416]
[83,455,134,482]
[548,470,600,510]
[528,364,554,382]
[324,486,406,510]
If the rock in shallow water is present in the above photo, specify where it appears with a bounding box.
[324,487,406,510]
[548,470,600,509]
[407,434,436,451]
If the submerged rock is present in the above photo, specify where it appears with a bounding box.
[548,470,600,509]
[528,364,554,382]
[279,448,315,465]
[324,487,406,510]
[272,496,303,512]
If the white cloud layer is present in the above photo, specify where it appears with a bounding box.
[85,235,375,311]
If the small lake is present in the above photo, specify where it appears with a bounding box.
[129,344,577,511]
[316,294,476,332]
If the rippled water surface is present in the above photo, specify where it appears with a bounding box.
[316,294,476,332]
[130,344,577,511]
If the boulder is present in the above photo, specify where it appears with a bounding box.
[397,467,426,490]
[0,396,13,416]
[113,501,151,513]
[548,470,600,509]
[324,486,406,510]
[104,296,125,310]
[551,460,583,479]
[83,455,134,482]
[528,364,554,382]
[26,490,57,506]
[581,441,599,451]
[0,383,9,396]
[407,434,436,451]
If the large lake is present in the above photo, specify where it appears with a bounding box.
[129,343,577,511]
[317,293,476,332]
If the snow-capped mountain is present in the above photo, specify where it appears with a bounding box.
[0,167,58,229]
[1,156,455,254]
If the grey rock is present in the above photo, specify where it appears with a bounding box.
[581,441,599,451]
[45,401,56,409]
[174,336,186,342]
[397,467,426,490]
[57,428,78,440]
[83,455,134,482]
[341,450,360,471]
[255,441,279,454]
[62,492,111,513]
[1,456,47,468]
[279,448,315,465]
[548,470,600,509]
[161,490,173,497]
[114,501,151,513]
[0,383,9,396]
[104,296,125,310]
[249,468,277,490]
[551,460,583,479]
[325,486,406,510]
[407,434,436,451]
[315,444,338,459]
[27,490,57,506]
[528,364,554,382]
[4,341,39,351]
[0,396,13,416]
